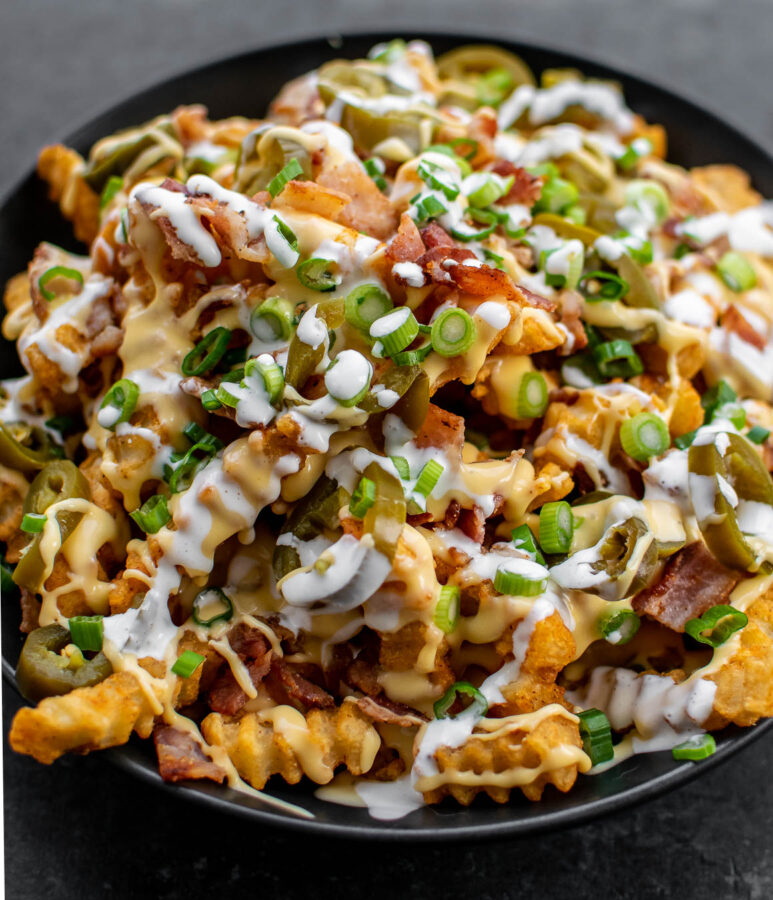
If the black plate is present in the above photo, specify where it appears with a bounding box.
[2,31,772,841]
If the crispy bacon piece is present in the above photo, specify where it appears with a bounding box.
[207,626,272,716]
[418,246,477,284]
[558,289,589,354]
[491,161,544,206]
[457,506,486,544]
[414,403,466,457]
[420,223,456,249]
[356,695,428,727]
[387,212,425,263]
[268,659,335,709]
[153,724,226,783]
[345,657,382,696]
[19,588,41,634]
[721,305,766,352]
[633,542,741,632]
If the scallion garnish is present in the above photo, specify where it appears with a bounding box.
[620,412,669,461]
[685,604,748,647]
[413,194,448,223]
[192,587,233,627]
[172,649,205,678]
[433,681,488,720]
[44,415,75,435]
[538,501,574,554]
[182,422,223,452]
[99,378,140,431]
[369,307,419,357]
[511,524,545,565]
[515,372,548,419]
[349,476,376,518]
[297,257,338,292]
[38,266,84,302]
[599,609,641,645]
[130,494,171,534]
[266,215,299,267]
[414,459,444,498]
[493,565,546,596]
[363,157,387,191]
[672,734,717,761]
[577,708,614,765]
[182,327,232,377]
[716,251,756,292]
[701,379,736,417]
[580,270,629,302]
[68,615,104,652]
[245,355,285,405]
[390,456,410,479]
[21,512,46,534]
[674,429,698,450]
[250,297,294,343]
[624,179,670,225]
[430,308,476,357]
[100,175,124,210]
[434,584,461,634]
[534,175,579,215]
[201,389,222,411]
[417,158,460,200]
[747,425,771,444]
[592,339,644,379]
[345,285,393,333]
[267,157,304,198]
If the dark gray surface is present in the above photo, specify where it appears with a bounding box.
[2,1,773,897]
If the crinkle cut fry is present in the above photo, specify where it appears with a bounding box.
[9,671,154,765]
[37,144,99,245]
[201,700,381,788]
[421,712,586,806]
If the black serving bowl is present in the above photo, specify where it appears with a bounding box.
[2,31,772,841]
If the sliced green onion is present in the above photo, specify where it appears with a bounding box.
[434,584,460,634]
[577,708,614,765]
[345,285,393,332]
[617,138,652,171]
[564,204,587,225]
[220,346,248,370]
[38,266,84,302]
[463,172,512,208]
[390,456,410,479]
[267,157,304,198]
[201,389,222,411]
[216,383,240,408]
[540,244,584,290]
[674,243,692,260]
[21,512,46,534]
[447,137,478,161]
[349,476,376,518]
[418,158,460,200]
[539,501,574,554]
[701,379,736,416]
[130,494,171,534]
[515,372,548,418]
[192,587,233,626]
[68,615,104,652]
[620,412,669,461]
[493,565,547,596]
[100,175,123,210]
[581,270,629,302]
[266,215,299,267]
[476,66,513,107]
[182,327,232,376]
[250,297,294,343]
[391,343,433,366]
[747,425,771,444]
[717,251,756,292]
[363,157,387,192]
[431,308,476,357]
[414,459,444,497]
[44,415,75,435]
[450,208,498,242]
[685,604,748,648]
[369,307,419,357]
[624,179,670,225]
[182,422,223,452]
[325,350,372,407]
[622,234,654,266]
[712,402,746,430]
[599,609,641,645]
[166,443,214,493]
[1,554,16,594]
[245,355,285,405]
[511,524,545,565]
[672,734,717,761]
[482,249,505,269]
[592,339,644,379]
[674,428,698,450]
[561,352,602,388]
[99,378,139,430]
[413,194,448,223]
[297,257,338,292]
[433,681,488,720]
[534,177,579,215]
[172,649,205,678]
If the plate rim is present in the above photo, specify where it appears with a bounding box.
[3,28,773,840]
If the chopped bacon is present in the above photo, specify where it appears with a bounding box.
[345,657,382,696]
[420,223,456,249]
[447,261,525,305]
[417,246,477,284]
[721,305,766,352]
[207,625,272,716]
[386,212,425,263]
[516,284,557,312]
[407,512,435,527]
[457,506,486,544]
[268,658,335,709]
[356,695,428,727]
[633,542,741,632]
[19,588,40,634]
[414,403,466,457]
[443,499,462,529]
[153,724,226,783]
[491,161,544,206]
